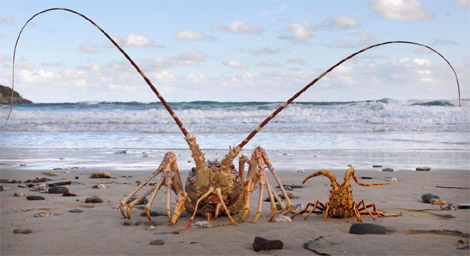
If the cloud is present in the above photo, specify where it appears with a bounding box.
[176,30,216,41]
[224,59,248,69]
[324,16,360,29]
[329,30,376,48]
[250,47,281,55]
[372,0,433,20]
[457,0,470,8]
[287,58,305,65]
[279,21,313,42]
[257,60,281,68]
[0,16,15,25]
[154,50,206,68]
[123,33,155,47]
[431,38,460,46]
[261,3,288,16]
[79,42,97,54]
[225,20,263,35]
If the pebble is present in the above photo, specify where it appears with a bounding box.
[385,177,398,183]
[191,221,211,228]
[48,186,69,194]
[349,223,386,235]
[24,177,50,183]
[26,195,45,201]
[13,228,32,234]
[361,176,372,179]
[372,165,383,168]
[296,169,305,173]
[252,236,283,251]
[149,239,164,245]
[30,183,47,192]
[0,185,5,191]
[382,168,394,172]
[145,225,155,230]
[85,196,104,203]
[422,193,440,203]
[14,192,27,197]
[62,191,77,197]
[458,204,470,209]
[294,204,304,211]
[49,181,71,186]
[69,209,83,213]
[90,172,111,178]
[416,167,431,171]
[115,150,127,154]
[34,211,51,217]
[92,184,106,189]
[274,215,292,222]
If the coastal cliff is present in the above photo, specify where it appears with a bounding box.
[0,85,32,104]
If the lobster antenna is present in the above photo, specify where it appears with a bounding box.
[237,41,461,150]
[6,8,190,137]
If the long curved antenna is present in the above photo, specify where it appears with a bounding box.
[7,8,189,138]
[303,169,339,191]
[236,41,461,150]
[343,167,394,187]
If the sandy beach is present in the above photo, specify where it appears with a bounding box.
[1,167,469,255]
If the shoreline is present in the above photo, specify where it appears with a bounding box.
[1,168,469,255]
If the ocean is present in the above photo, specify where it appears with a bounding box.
[1,99,469,171]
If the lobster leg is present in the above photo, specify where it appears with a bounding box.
[184,186,215,230]
[215,187,239,226]
[304,201,327,221]
[357,202,403,218]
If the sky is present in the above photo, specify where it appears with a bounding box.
[0,0,469,103]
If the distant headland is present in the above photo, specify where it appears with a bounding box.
[0,85,32,104]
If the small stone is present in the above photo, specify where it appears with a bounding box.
[252,236,283,251]
[48,186,69,194]
[349,223,386,235]
[430,198,446,205]
[372,165,383,168]
[284,185,293,191]
[128,197,148,205]
[385,177,397,183]
[294,204,304,211]
[145,225,155,230]
[422,193,440,203]
[143,154,149,158]
[274,216,292,222]
[140,211,163,217]
[90,172,111,178]
[0,185,4,191]
[171,231,180,234]
[92,184,106,189]
[122,221,132,226]
[75,176,79,180]
[62,191,77,197]
[458,204,470,209]
[361,176,372,179]
[296,169,305,173]
[30,183,47,192]
[190,241,199,244]
[191,221,211,228]
[14,192,27,197]
[149,239,164,245]
[26,195,45,201]
[69,209,83,213]
[49,181,71,186]
[382,168,394,172]
[13,228,31,234]
[416,167,431,171]
[34,211,51,217]
[115,150,127,154]
[85,196,104,203]
[42,171,58,177]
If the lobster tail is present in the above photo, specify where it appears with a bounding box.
[303,169,339,190]
[8,8,189,138]
[236,41,461,150]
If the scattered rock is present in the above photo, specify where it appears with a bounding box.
[145,225,155,230]
[385,177,397,183]
[115,150,127,154]
[48,181,71,187]
[416,167,431,172]
[149,239,164,246]
[372,165,383,168]
[26,195,45,201]
[191,221,211,229]
[90,172,111,178]
[24,177,50,183]
[34,211,51,217]
[274,215,292,222]
[42,171,57,177]
[422,193,440,203]
[92,184,106,189]
[14,192,27,197]
[69,209,83,213]
[361,176,372,179]
[382,168,394,172]
[430,198,447,205]
[252,236,283,252]
[296,169,305,173]
[128,197,148,205]
[458,204,470,209]
[30,183,47,192]
[122,221,132,226]
[75,176,79,180]
[0,179,21,183]
[279,193,295,199]
[143,154,149,158]
[13,228,31,234]
[62,191,77,197]
[0,185,5,191]
[48,186,69,194]
[349,223,386,235]
[284,185,293,191]
[85,196,104,203]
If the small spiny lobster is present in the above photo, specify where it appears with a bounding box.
[292,167,403,222]
[11,8,460,229]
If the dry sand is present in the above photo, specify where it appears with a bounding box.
[1,168,469,255]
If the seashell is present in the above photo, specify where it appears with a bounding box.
[92,184,106,189]
[34,211,51,217]
[191,220,211,228]
[14,192,28,197]
[274,215,292,222]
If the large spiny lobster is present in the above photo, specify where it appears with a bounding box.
[11,8,460,229]
[291,167,403,222]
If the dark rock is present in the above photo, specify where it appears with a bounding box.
[85,196,104,203]
[416,167,431,171]
[190,241,199,244]
[24,177,50,183]
[69,209,83,213]
[48,181,71,187]
[62,191,77,197]
[349,223,386,235]
[252,236,283,251]
[48,187,69,194]
[140,211,163,217]
[128,197,148,205]
[422,193,440,203]
[123,221,132,226]
[13,228,32,234]
[115,150,127,154]
[361,176,372,179]
[75,176,79,180]
[0,185,4,191]
[458,204,470,209]
[26,195,45,201]
[284,185,293,191]
[372,165,383,168]
[382,168,394,172]
[149,239,164,245]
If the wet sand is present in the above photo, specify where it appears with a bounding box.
[1,168,469,255]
